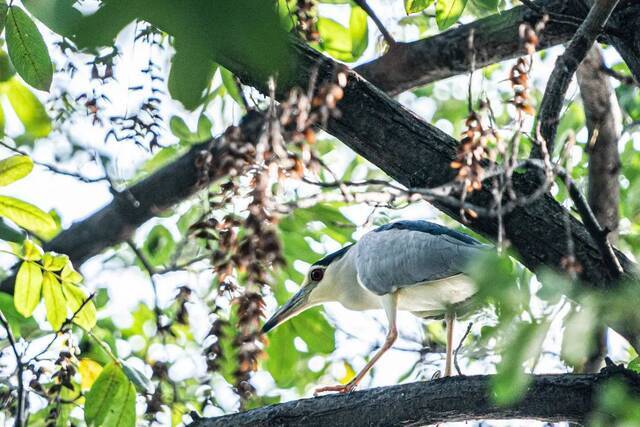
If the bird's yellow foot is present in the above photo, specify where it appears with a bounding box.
[313,381,357,396]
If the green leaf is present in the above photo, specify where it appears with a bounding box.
[42,271,66,330]
[5,6,53,91]
[629,357,640,373]
[0,155,33,186]
[349,6,368,59]
[42,252,69,272]
[0,219,23,243]
[85,362,136,427]
[491,320,550,405]
[61,263,82,284]
[405,0,435,14]
[121,360,153,393]
[142,225,175,266]
[197,114,212,140]
[168,46,216,110]
[22,239,42,261]
[0,1,8,34]
[435,0,468,30]
[471,0,499,12]
[14,260,42,317]
[3,78,52,138]
[318,18,355,62]
[0,292,38,337]
[0,49,15,83]
[169,116,192,141]
[62,282,96,330]
[220,67,244,107]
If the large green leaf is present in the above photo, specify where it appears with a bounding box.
[0,1,8,36]
[3,78,52,138]
[5,6,53,91]
[0,155,33,186]
[435,0,468,30]
[14,260,42,317]
[318,18,354,62]
[62,282,96,330]
[42,271,66,330]
[0,195,56,233]
[405,0,435,14]
[85,362,136,427]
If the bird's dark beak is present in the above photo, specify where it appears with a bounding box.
[262,286,312,334]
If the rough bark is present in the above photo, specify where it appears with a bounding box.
[191,370,640,426]
[577,46,622,373]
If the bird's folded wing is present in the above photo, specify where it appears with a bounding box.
[355,227,488,296]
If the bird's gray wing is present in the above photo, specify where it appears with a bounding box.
[355,226,488,296]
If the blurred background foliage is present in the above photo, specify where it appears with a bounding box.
[0,0,636,426]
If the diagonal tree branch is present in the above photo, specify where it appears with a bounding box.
[532,0,620,158]
[355,0,640,96]
[190,369,640,426]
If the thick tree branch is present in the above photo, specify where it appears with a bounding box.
[355,0,640,96]
[191,370,640,426]
[532,0,620,158]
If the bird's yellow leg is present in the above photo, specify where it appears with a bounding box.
[444,311,455,377]
[314,294,398,395]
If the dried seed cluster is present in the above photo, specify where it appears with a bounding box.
[296,0,320,42]
[196,70,347,402]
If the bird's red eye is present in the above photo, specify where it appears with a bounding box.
[310,269,324,282]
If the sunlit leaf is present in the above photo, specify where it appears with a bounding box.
[14,260,42,317]
[629,357,640,373]
[42,272,66,330]
[220,67,244,107]
[169,115,192,141]
[22,239,42,262]
[435,0,468,30]
[42,252,69,272]
[318,18,355,62]
[85,362,136,427]
[3,78,52,138]
[405,0,434,15]
[0,155,33,186]
[349,6,368,59]
[61,263,82,284]
[62,282,96,330]
[5,6,53,91]
[78,358,103,391]
[340,361,356,385]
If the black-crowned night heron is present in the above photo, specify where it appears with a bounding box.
[262,220,487,394]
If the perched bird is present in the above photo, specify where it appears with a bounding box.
[262,220,488,394]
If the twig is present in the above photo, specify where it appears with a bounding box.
[600,64,638,86]
[0,310,25,427]
[532,0,620,158]
[454,322,473,376]
[0,140,106,184]
[352,0,396,47]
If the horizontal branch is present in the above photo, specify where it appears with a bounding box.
[191,369,640,426]
[354,0,640,95]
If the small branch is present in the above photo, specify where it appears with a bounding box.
[0,140,107,184]
[0,311,25,427]
[352,0,395,47]
[454,322,473,376]
[599,64,638,86]
[532,0,620,158]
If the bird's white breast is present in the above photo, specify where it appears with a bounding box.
[396,274,476,315]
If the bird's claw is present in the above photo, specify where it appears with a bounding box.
[313,381,357,396]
